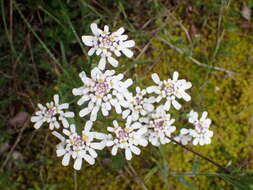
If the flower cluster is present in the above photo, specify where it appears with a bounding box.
[31,23,214,170]
[82,23,135,70]
[31,94,74,130]
[175,111,213,146]
[72,67,132,122]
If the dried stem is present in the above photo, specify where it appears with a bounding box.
[168,137,231,173]
[159,38,235,75]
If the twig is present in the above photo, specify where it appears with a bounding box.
[1,119,29,170]
[159,37,235,75]
[127,162,149,190]
[168,136,231,174]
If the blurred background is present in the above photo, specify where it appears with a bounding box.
[1,0,253,189]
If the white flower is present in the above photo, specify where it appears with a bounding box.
[106,120,148,160]
[174,128,192,145]
[52,121,106,170]
[82,23,135,70]
[31,94,74,130]
[187,110,213,146]
[147,72,192,110]
[72,67,132,121]
[144,106,176,146]
[122,87,155,121]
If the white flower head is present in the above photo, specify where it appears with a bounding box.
[144,106,176,146]
[147,72,192,110]
[31,94,74,130]
[82,23,135,70]
[72,67,132,121]
[106,119,148,160]
[187,110,213,146]
[122,87,156,121]
[52,121,106,170]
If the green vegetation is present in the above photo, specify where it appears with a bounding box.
[1,0,253,189]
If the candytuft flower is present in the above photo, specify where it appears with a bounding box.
[52,122,106,170]
[122,87,155,121]
[187,110,213,145]
[106,120,148,160]
[143,106,176,146]
[31,94,74,130]
[72,67,132,121]
[82,23,135,70]
[147,72,192,110]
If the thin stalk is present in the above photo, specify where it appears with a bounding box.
[14,1,61,69]
[168,137,231,174]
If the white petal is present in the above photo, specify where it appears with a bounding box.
[98,57,106,70]
[113,120,119,128]
[84,120,93,132]
[79,108,91,117]
[82,35,95,46]
[62,153,71,166]
[124,79,133,88]
[121,40,135,48]
[34,120,44,129]
[111,146,118,155]
[90,106,99,121]
[104,25,109,32]
[122,110,131,119]
[91,67,101,79]
[58,103,69,110]
[172,100,181,110]
[90,142,105,150]
[90,23,100,36]
[64,112,74,118]
[63,129,71,136]
[74,158,82,170]
[88,48,96,56]
[84,154,95,165]
[61,118,69,128]
[122,48,133,58]
[113,27,125,36]
[31,116,42,122]
[56,148,66,157]
[107,56,118,67]
[173,72,179,81]
[192,138,199,146]
[119,35,128,41]
[88,148,97,158]
[77,95,90,105]
[181,91,191,101]
[130,145,140,155]
[52,131,65,141]
[125,148,132,160]
[53,94,59,105]
[151,73,161,84]
[72,88,83,96]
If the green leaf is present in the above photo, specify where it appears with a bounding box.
[176,176,198,190]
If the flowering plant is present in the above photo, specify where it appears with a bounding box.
[31,23,213,170]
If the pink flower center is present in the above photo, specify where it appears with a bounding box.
[164,83,175,94]
[99,36,113,48]
[195,122,206,131]
[134,96,142,105]
[116,128,129,142]
[45,107,56,118]
[95,81,109,95]
[153,120,165,132]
